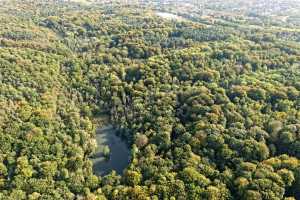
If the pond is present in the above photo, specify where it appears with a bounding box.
[91,125,130,176]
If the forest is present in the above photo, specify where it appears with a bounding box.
[0,0,300,199]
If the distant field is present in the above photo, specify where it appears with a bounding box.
[69,0,92,4]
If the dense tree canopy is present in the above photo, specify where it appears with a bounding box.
[0,0,300,199]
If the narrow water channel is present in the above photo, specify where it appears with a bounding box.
[91,125,130,176]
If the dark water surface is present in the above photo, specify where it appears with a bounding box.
[91,125,130,176]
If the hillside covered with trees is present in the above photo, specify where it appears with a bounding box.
[0,0,300,199]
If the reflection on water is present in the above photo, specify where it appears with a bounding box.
[91,125,130,176]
